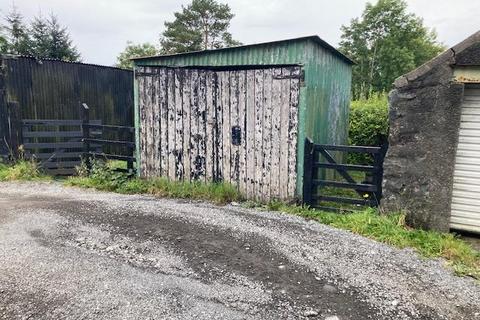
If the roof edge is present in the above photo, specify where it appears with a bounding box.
[131,35,354,65]
[0,54,132,72]
[394,30,480,88]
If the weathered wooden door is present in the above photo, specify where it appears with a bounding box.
[137,66,301,201]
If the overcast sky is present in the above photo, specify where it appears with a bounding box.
[3,0,479,66]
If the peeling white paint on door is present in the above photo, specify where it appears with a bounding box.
[137,66,301,201]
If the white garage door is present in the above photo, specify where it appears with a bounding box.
[451,87,480,233]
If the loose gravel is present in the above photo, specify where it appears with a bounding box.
[0,181,479,320]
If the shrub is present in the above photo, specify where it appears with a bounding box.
[71,159,133,191]
[349,94,389,163]
[0,159,48,181]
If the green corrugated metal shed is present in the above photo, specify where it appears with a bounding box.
[132,35,353,200]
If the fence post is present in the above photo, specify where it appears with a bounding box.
[303,137,314,206]
[6,101,22,160]
[81,103,91,171]
[372,141,388,206]
[127,127,134,173]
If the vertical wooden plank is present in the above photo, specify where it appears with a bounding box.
[144,67,152,177]
[215,72,223,181]
[237,70,247,195]
[174,69,184,180]
[270,68,282,199]
[279,68,291,199]
[229,71,240,187]
[159,68,169,178]
[262,68,273,201]
[145,69,151,177]
[245,70,256,198]
[190,69,199,180]
[153,67,161,177]
[288,67,301,199]
[136,69,144,176]
[182,69,191,182]
[197,70,207,182]
[254,69,264,201]
[205,70,216,182]
[221,71,231,184]
[167,68,176,180]
[148,68,157,178]
[139,68,148,177]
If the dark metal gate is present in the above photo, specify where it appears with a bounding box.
[302,138,387,212]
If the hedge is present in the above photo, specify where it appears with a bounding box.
[348,94,389,164]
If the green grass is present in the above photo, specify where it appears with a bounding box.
[66,160,240,204]
[106,160,128,170]
[316,171,370,210]
[258,203,480,280]
[0,160,51,182]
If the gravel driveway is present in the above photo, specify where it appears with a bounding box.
[0,181,479,320]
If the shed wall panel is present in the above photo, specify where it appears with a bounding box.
[137,66,300,200]
[0,56,133,156]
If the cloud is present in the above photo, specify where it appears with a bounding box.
[4,0,478,65]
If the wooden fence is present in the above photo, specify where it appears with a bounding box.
[80,104,135,172]
[22,119,101,175]
[22,104,135,175]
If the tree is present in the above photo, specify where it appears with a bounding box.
[115,41,158,69]
[46,14,81,61]
[0,26,8,54]
[339,0,444,99]
[29,15,50,57]
[2,7,81,61]
[4,6,30,54]
[160,0,241,54]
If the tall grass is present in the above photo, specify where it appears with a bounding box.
[0,160,49,181]
[67,160,240,204]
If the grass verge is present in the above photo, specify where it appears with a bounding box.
[0,160,51,182]
[259,201,480,280]
[66,160,240,205]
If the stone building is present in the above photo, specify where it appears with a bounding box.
[382,31,480,233]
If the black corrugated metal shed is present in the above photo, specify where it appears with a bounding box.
[0,55,133,156]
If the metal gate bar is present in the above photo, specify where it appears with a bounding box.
[303,138,387,212]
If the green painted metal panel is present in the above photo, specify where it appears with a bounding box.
[134,39,312,68]
[299,42,352,190]
[133,37,352,200]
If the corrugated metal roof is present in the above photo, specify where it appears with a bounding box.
[131,35,354,65]
[0,54,131,71]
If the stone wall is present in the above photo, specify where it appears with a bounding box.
[381,31,480,232]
